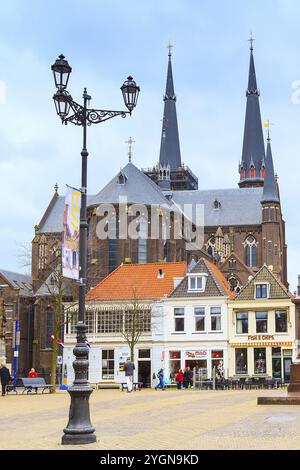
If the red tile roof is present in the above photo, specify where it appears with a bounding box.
[86,262,187,301]
[206,259,235,299]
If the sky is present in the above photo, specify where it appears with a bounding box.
[0,0,299,291]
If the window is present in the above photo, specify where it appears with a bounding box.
[194,307,205,332]
[236,312,248,334]
[108,215,118,273]
[102,349,115,380]
[138,349,151,359]
[254,348,266,374]
[275,310,288,333]
[235,349,247,374]
[169,351,181,381]
[45,308,54,349]
[255,284,269,299]
[229,259,237,269]
[138,217,148,264]
[210,307,221,331]
[256,312,268,333]
[174,308,184,332]
[245,235,257,268]
[272,347,282,379]
[97,310,123,334]
[188,275,206,291]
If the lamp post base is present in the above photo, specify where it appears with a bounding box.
[61,385,97,445]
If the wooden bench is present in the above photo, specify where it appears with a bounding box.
[121,382,142,392]
[21,377,54,394]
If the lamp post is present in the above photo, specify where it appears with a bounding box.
[51,54,139,445]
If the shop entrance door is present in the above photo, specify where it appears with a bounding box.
[138,361,151,388]
[185,360,207,373]
[283,357,292,383]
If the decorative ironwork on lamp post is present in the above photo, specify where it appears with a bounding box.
[51,54,140,445]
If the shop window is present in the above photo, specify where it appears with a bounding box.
[174,308,185,332]
[212,350,224,377]
[255,312,268,333]
[255,284,269,299]
[102,349,115,380]
[169,351,181,381]
[235,349,248,375]
[138,349,151,359]
[210,307,221,331]
[194,307,205,332]
[254,348,266,374]
[275,310,288,333]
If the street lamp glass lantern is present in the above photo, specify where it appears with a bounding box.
[51,54,72,90]
[121,76,140,113]
[53,90,71,120]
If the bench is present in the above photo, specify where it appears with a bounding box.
[121,382,142,392]
[21,377,54,394]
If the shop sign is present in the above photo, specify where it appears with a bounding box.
[248,335,274,341]
[184,350,207,359]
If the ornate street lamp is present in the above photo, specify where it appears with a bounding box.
[51,54,139,445]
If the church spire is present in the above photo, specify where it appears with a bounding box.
[261,134,279,203]
[159,43,182,169]
[239,35,265,188]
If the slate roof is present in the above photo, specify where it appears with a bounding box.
[169,258,233,299]
[88,162,171,208]
[261,139,279,203]
[86,262,187,301]
[0,269,32,297]
[235,265,291,301]
[171,187,263,226]
[240,47,265,181]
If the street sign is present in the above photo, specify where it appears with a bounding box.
[57,355,63,365]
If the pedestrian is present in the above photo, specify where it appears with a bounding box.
[183,367,190,389]
[175,369,184,389]
[124,357,135,393]
[155,368,166,391]
[28,368,38,378]
[187,366,193,388]
[0,364,11,396]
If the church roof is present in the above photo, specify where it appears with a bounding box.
[171,187,263,226]
[261,138,279,203]
[88,162,171,207]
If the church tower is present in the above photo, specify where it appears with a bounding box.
[261,131,287,285]
[239,36,266,188]
[144,44,198,191]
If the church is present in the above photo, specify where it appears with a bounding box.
[31,40,288,377]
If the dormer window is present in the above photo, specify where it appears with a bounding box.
[255,283,270,299]
[188,274,207,292]
[117,172,127,185]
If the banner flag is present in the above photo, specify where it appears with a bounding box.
[62,186,81,280]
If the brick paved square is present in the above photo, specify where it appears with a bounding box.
[0,388,300,450]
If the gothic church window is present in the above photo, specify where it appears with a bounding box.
[138,217,148,264]
[245,235,257,268]
[39,235,48,270]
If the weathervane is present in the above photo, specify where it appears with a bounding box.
[125,136,135,162]
[167,38,173,57]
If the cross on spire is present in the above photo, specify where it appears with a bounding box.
[249,31,255,51]
[167,39,173,57]
[125,137,135,162]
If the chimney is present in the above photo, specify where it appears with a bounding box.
[297,275,300,297]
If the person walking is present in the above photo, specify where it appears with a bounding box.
[155,368,166,391]
[28,368,38,378]
[0,364,11,396]
[124,357,135,393]
[183,367,190,389]
[176,369,184,389]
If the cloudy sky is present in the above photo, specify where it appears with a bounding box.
[0,0,299,290]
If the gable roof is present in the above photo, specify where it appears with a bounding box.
[88,162,170,207]
[0,269,32,297]
[235,264,291,301]
[86,262,187,302]
[169,257,234,299]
